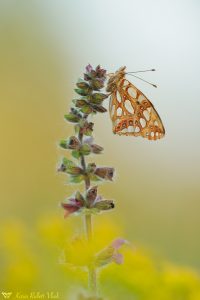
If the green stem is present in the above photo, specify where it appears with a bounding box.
[88,263,97,295]
[85,214,92,242]
[78,123,97,298]
[85,214,97,296]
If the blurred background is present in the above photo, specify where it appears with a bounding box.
[0,0,200,299]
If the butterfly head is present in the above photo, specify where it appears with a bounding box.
[106,66,126,93]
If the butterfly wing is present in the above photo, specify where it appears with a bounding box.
[109,79,165,140]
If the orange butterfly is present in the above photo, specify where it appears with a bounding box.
[106,66,165,140]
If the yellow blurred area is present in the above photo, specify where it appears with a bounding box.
[1,1,200,299]
[1,214,200,299]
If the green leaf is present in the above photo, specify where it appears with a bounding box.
[59,140,67,149]
[74,125,80,135]
[72,150,81,159]
[61,158,82,175]
[75,99,87,108]
[62,157,76,168]
[76,81,90,90]
[89,174,101,182]
[79,118,86,127]
[74,88,92,96]
[66,167,82,175]
[75,100,93,114]
[70,175,84,183]
[90,93,108,104]
[80,104,93,114]
[64,113,80,123]
[80,144,91,155]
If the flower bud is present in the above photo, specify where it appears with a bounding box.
[94,238,126,268]
[95,65,106,79]
[61,203,80,217]
[89,78,104,90]
[84,64,106,84]
[79,144,91,155]
[57,163,66,172]
[89,93,108,105]
[86,64,93,73]
[106,77,116,93]
[87,163,96,173]
[95,167,114,180]
[90,144,103,154]
[86,186,98,206]
[75,191,85,205]
[81,121,94,136]
[74,99,87,108]
[83,73,90,81]
[93,200,114,211]
[91,104,107,113]
[61,193,85,217]
[66,166,83,175]
[59,137,80,150]
[67,136,80,150]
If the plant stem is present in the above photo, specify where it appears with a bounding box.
[78,123,97,297]
[85,213,97,295]
[85,214,92,241]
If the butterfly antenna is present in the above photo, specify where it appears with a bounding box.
[126,73,157,88]
[127,69,156,74]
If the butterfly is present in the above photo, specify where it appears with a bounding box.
[106,66,165,140]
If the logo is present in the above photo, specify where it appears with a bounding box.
[1,292,12,299]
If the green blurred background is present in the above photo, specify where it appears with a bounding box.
[0,0,200,299]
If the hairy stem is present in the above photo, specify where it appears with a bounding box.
[78,122,97,297]
[85,214,92,241]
